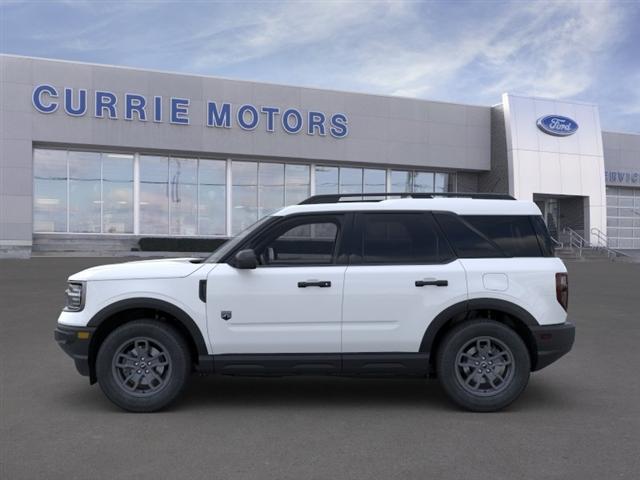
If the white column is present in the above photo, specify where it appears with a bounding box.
[133,153,140,235]
[225,158,232,236]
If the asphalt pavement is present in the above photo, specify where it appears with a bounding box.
[1,257,639,480]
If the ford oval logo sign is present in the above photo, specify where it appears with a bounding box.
[536,115,578,137]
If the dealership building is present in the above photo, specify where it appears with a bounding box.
[1,54,639,258]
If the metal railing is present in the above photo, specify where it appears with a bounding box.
[560,227,625,260]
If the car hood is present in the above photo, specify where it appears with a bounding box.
[68,258,206,281]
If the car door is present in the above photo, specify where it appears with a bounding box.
[341,212,468,353]
[206,213,349,355]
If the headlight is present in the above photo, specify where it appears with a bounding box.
[64,282,85,311]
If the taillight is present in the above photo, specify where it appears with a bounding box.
[556,273,568,311]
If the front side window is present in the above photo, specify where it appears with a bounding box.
[358,213,453,264]
[255,217,341,266]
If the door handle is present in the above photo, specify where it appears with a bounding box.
[415,279,448,287]
[298,280,331,288]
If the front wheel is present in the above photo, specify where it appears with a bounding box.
[96,320,191,412]
[436,320,530,412]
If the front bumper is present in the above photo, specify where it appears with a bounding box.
[54,325,95,377]
[530,321,575,371]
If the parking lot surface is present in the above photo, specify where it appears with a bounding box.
[1,257,639,480]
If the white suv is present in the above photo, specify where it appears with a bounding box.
[55,193,575,412]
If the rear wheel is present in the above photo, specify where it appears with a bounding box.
[96,320,191,412]
[436,320,530,412]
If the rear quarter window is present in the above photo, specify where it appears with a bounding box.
[462,215,543,257]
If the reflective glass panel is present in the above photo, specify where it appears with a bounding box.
[284,164,310,205]
[198,159,226,235]
[435,173,449,193]
[363,169,386,193]
[390,170,412,192]
[140,155,169,234]
[232,161,258,234]
[33,149,67,232]
[259,163,284,218]
[413,172,434,192]
[339,168,363,194]
[102,153,133,233]
[315,166,339,194]
[169,158,198,235]
[68,151,101,233]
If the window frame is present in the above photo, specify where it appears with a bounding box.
[221,212,354,267]
[350,211,456,266]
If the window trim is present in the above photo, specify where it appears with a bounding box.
[350,211,456,266]
[220,212,353,267]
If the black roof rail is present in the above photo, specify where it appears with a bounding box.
[298,192,515,205]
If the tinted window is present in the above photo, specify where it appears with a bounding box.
[463,216,542,257]
[256,218,340,266]
[434,213,503,258]
[530,215,555,257]
[359,213,453,264]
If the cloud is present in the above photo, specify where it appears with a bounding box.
[1,0,638,131]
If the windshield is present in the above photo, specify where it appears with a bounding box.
[205,216,274,263]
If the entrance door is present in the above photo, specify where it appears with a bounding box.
[534,198,560,239]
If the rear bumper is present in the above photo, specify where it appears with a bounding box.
[530,321,575,371]
[54,325,95,377]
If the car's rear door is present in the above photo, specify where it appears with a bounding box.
[341,212,468,355]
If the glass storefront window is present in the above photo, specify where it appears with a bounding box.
[33,149,67,232]
[198,159,226,235]
[363,169,386,193]
[140,155,169,234]
[284,164,310,205]
[169,158,198,236]
[435,172,449,193]
[390,170,413,192]
[315,166,339,194]
[102,153,133,233]
[259,162,285,218]
[68,151,101,233]
[339,168,363,193]
[232,161,258,234]
[34,148,457,237]
[413,172,434,192]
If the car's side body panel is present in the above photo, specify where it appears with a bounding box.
[460,257,568,326]
[341,262,468,352]
[206,263,347,354]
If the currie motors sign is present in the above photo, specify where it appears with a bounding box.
[536,115,578,137]
[31,84,349,139]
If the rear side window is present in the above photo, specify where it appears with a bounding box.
[358,213,454,264]
[530,215,555,257]
[434,213,503,258]
[462,215,543,257]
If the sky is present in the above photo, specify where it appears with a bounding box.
[1,0,639,132]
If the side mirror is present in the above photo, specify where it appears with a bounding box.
[232,249,258,269]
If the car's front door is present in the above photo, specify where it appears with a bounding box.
[341,212,468,353]
[206,214,348,355]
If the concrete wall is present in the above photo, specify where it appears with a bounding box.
[502,93,607,243]
[478,105,509,194]
[603,131,640,188]
[0,54,494,256]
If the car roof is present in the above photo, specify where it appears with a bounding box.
[275,198,541,216]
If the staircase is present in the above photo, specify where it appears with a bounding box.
[553,228,630,262]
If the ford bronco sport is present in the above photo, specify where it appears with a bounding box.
[55,193,575,412]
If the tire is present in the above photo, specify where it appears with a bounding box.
[436,319,530,412]
[96,320,191,412]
